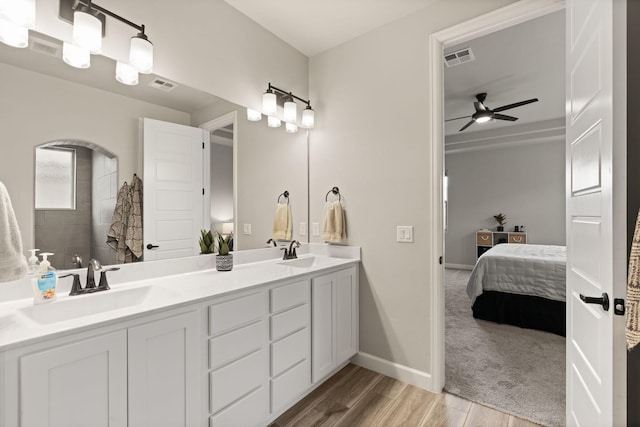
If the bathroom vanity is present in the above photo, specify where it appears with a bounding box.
[0,245,359,427]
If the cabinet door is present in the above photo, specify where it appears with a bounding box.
[311,273,334,383]
[335,268,358,364]
[20,330,127,427]
[128,310,201,427]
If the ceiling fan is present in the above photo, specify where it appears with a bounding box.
[446,93,539,132]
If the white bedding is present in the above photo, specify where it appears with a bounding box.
[466,243,566,304]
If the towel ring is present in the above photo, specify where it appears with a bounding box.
[325,186,341,201]
[278,190,289,204]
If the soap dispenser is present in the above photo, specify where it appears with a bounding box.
[26,249,39,274]
[33,252,57,304]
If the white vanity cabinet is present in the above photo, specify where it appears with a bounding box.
[312,266,358,383]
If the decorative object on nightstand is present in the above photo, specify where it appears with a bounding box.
[493,213,507,232]
[476,229,527,261]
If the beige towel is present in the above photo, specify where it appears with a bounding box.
[125,174,143,260]
[0,181,28,283]
[272,203,292,240]
[627,209,640,349]
[323,201,347,243]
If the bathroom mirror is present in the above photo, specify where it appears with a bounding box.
[0,31,309,269]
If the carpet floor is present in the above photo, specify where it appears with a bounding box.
[444,268,566,427]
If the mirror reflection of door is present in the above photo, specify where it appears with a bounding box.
[210,124,234,248]
[34,141,118,270]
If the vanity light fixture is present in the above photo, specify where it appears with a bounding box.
[62,41,90,68]
[0,0,36,48]
[253,83,315,133]
[115,61,139,85]
[72,0,102,54]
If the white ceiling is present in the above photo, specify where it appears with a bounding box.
[444,10,565,136]
[222,0,438,57]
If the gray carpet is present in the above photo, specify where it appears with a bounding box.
[444,269,565,427]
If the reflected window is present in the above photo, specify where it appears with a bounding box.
[35,147,76,210]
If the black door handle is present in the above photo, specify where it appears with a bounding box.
[579,292,610,311]
[146,244,159,250]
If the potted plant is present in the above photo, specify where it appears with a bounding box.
[215,231,233,271]
[199,229,215,254]
[493,213,507,232]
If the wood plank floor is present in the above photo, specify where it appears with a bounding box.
[270,364,542,427]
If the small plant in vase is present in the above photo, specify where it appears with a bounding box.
[493,213,507,232]
[215,231,233,271]
[199,230,215,254]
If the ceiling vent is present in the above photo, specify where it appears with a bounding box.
[147,78,178,92]
[444,47,475,68]
[29,37,61,58]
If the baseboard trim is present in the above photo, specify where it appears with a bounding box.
[351,352,434,392]
[444,263,474,270]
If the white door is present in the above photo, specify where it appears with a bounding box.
[143,118,208,261]
[565,0,626,425]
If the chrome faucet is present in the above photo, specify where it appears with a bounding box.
[266,238,277,247]
[281,241,301,260]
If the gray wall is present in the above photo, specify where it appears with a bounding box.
[445,140,566,267]
[91,152,118,266]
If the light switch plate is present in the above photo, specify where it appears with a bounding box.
[243,224,252,235]
[397,226,414,243]
[312,223,320,236]
[299,222,307,236]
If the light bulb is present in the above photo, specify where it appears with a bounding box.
[115,61,139,85]
[263,90,277,115]
[2,0,35,28]
[247,108,262,121]
[284,99,297,122]
[0,18,28,48]
[130,33,153,74]
[72,6,102,54]
[62,42,90,69]
[267,116,281,128]
[301,106,314,129]
[285,122,298,133]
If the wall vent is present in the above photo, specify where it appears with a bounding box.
[147,78,179,92]
[444,47,475,68]
[29,37,61,58]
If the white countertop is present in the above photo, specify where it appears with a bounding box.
[0,244,360,352]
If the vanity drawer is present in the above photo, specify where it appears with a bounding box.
[209,291,266,336]
[209,348,265,414]
[476,232,493,246]
[271,303,309,341]
[209,320,266,370]
[210,386,267,427]
[508,233,527,244]
[271,359,311,414]
[271,328,309,377]
[270,280,309,313]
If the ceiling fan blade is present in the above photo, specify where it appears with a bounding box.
[459,120,475,132]
[493,113,518,121]
[493,98,539,112]
[445,115,472,122]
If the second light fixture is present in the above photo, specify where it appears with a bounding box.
[249,82,315,132]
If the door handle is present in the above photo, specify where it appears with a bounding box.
[146,244,159,250]
[579,292,610,311]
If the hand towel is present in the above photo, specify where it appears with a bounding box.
[627,209,640,349]
[272,203,292,240]
[323,200,347,243]
[0,181,28,283]
[125,174,143,261]
[107,182,132,263]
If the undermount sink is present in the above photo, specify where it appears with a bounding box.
[277,256,318,268]
[19,286,176,325]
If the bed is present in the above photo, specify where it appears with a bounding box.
[466,243,567,336]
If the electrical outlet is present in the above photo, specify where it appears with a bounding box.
[299,222,307,236]
[397,226,414,243]
[312,222,320,236]
[243,224,252,235]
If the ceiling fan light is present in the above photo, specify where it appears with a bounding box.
[263,90,277,115]
[247,108,262,121]
[475,115,492,124]
[72,6,102,54]
[115,61,139,85]
[130,33,153,74]
[62,42,90,69]
[0,18,28,48]
[284,98,297,122]
[301,106,314,129]
[267,116,281,128]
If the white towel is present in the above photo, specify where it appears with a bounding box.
[272,203,292,240]
[0,181,28,283]
[323,201,347,243]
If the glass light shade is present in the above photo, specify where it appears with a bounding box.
[267,116,281,128]
[0,18,28,48]
[301,107,315,129]
[262,91,277,115]
[247,108,262,121]
[130,35,153,74]
[285,122,298,133]
[284,100,297,122]
[115,61,139,86]
[2,0,35,28]
[72,9,102,54]
[62,42,90,69]
[474,114,492,123]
